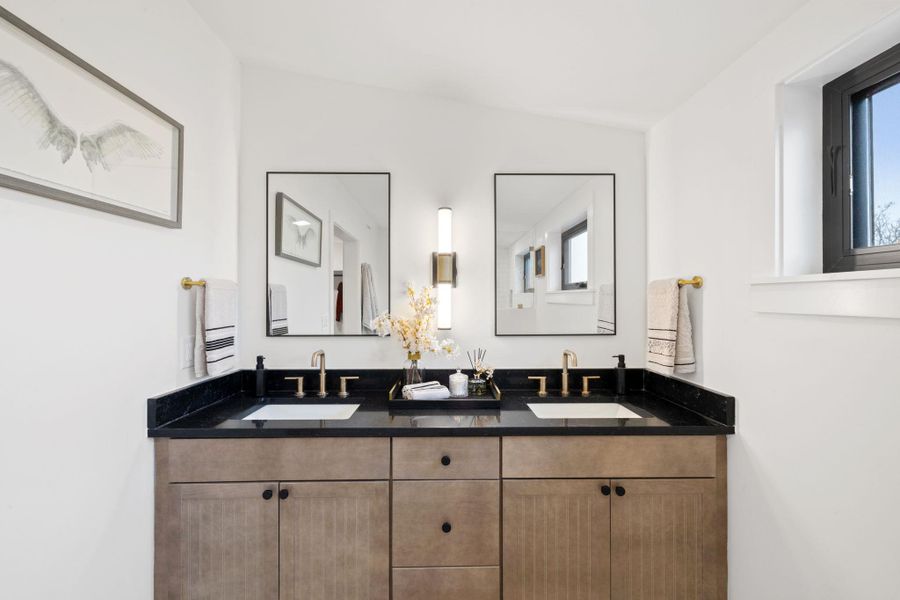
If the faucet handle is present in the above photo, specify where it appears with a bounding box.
[338,376,360,398]
[581,375,601,397]
[285,376,305,398]
[527,376,548,397]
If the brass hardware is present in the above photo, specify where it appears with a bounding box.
[528,376,548,397]
[561,350,578,397]
[677,276,703,289]
[338,376,359,398]
[489,378,502,400]
[181,277,206,289]
[285,376,305,398]
[432,252,458,287]
[581,375,601,397]
[310,350,327,397]
[388,379,402,401]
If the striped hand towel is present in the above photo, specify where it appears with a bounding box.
[646,278,695,375]
[194,279,238,377]
[268,284,288,335]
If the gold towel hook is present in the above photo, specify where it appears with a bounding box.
[181,277,206,290]
[677,276,703,289]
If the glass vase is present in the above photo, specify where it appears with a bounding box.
[405,352,423,386]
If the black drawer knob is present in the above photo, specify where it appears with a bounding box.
[615,486,626,497]
[600,485,611,496]
[279,489,289,500]
[441,522,452,533]
[262,489,273,500]
[441,455,451,466]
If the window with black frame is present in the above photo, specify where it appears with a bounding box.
[823,42,900,271]
[522,251,534,292]
[561,219,589,289]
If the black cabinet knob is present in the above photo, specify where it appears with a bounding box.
[615,486,626,497]
[262,489,273,500]
[600,485,611,496]
[441,522,452,533]
[279,489,289,500]
[441,455,451,466]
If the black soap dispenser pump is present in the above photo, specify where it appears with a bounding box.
[255,355,266,398]
[612,354,627,395]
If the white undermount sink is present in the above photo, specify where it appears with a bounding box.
[527,402,642,419]
[242,404,360,420]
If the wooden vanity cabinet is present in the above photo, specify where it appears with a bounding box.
[154,435,726,600]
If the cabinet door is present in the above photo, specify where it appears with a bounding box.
[279,481,389,600]
[168,482,279,599]
[503,479,611,600]
[610,479,717,600]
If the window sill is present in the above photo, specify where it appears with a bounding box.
[749,269,900,319]
[545,289,595,305]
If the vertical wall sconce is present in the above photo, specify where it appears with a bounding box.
[433,207,457,329]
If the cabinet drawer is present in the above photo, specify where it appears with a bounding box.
[392,480,499,567]
[503,436,717,478]
[165,438,389,482]
[392,567,499,600]
[392,437,499,479]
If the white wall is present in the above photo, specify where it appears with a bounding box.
[0,1,240,598]
[240,66,646,369]
[647,1,900,597]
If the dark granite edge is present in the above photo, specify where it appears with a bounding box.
[642,370,735,426]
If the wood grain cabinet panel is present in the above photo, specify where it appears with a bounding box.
[503,436,717,479]
[165,438,390,482]
[167,483,279,600]
[392,567,500,600]
[503,479,611,600]
[392,480,500,567]
[279,481,389,600]
[610,479,718,600]
[392,437,499,479]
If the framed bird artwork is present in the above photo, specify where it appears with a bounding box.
[274,192,323,267]
[0,7,183,227]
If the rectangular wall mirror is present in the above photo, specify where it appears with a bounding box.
[495,173,615,336]
[266,172,390,336]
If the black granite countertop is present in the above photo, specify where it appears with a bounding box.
[148,368,735,438]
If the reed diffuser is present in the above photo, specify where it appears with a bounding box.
[466,347,493,396]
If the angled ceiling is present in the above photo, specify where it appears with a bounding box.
[189,0,806,129]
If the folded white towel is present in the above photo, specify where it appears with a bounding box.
[597,282,615,334]
[646,278,695,375]
[268,284,288,335]
[194,279,238,377]
[401,381,451,400]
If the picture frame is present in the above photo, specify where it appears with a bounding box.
[0,7,183,227]
[275,191,323,266]
[535,245,546,277]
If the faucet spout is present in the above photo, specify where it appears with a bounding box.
[561,350,578,397]
[310,350,326,397]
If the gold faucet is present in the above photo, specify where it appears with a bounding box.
[561,350,578,397]
[310,350,327,397]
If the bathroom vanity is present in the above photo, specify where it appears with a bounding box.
[149,369,733,600]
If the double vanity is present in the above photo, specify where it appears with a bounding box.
[149,361,733,599]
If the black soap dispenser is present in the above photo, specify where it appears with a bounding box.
[255,355,266,398]
[612,354,627,395]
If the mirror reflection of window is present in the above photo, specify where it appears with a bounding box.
[495,173,615,335]
[523,251,534,292]
[562,219,589,289]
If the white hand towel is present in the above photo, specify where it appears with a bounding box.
[597,282,615,334]
[194,279,238,377]
[404,386,452,400]
[361,263,379,332]
[646,278,695,375]
[268,284,288,335]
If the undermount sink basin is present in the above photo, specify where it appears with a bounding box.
[527,402,642,419]
[242,404,360,421]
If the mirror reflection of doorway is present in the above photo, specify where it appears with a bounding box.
[332,225,361,335]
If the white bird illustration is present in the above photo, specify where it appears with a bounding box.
[0,58,162,171]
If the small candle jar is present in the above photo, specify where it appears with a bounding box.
[468,376,487,396]
[449,369,468,398]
